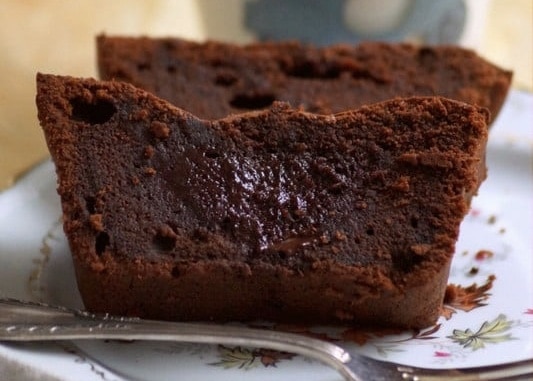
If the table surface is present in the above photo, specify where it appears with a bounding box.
[0,0,531,191]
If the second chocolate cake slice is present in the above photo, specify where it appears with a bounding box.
[97,36,511,121]
[36,73,488,328]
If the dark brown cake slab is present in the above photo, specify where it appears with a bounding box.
[36,73,489,328]
[97,35,511,121]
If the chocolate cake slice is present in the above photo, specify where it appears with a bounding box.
[36,73,489,328]
[97,35,511,121]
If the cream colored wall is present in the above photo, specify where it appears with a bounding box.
[480,0,532,91]
[0,1,204,189]
[0,0,530,190]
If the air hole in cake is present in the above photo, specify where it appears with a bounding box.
[418,47,438,67]
[163,40,176,52]
[70,97,116,125]
[351,70,389,84]
[153,232,176,251]
[220,217,232,230]
[171,266,180,278]
[166,65,176,74]
[137,62,151,71]
[214,72,238,87]
[95,232,110,255]
[277,251,288,260]
[410,216,419,229]
[230,94,275,110]
[204,149,220,159]
[85,196,96,214]
[282,62,341,79]
[392,252,423,273]
[192,227,210,242]
[366,227,375,236]
[328,182,344,194]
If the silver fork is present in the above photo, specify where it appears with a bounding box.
[0,298,531,381]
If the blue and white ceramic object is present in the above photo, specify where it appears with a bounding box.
[198,0,489,48]
[245,0,467,45]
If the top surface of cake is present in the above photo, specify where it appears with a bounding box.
[97,35,511,121]
[36,73,488,328]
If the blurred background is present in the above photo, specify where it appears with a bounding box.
[0,0,531,190]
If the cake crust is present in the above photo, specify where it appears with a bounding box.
[97,36,511,121]
[36,73,489,328]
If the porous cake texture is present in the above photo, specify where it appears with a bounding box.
[36,73,489,328]
[97,36,511,121]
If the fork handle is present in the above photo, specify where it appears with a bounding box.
[3,298,532,381]
[0,298,359,381]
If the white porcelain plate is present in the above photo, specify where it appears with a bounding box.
[0,90,532,381]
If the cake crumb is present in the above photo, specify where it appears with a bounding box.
[144,145,155,158]
[293,142,308,153]
[90,261,106,272]
[411,244,431,256]
[89,214,104,231]
[293,208,305,218]
[355,200,367,210]
[334,230,347,241]
[487,215,497,224]
[144,167,157,176]
[397,152,418,165]
[132,108,149,121]
[475,250,494,261]
[150,120,170,139]
[391,176,410,192]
